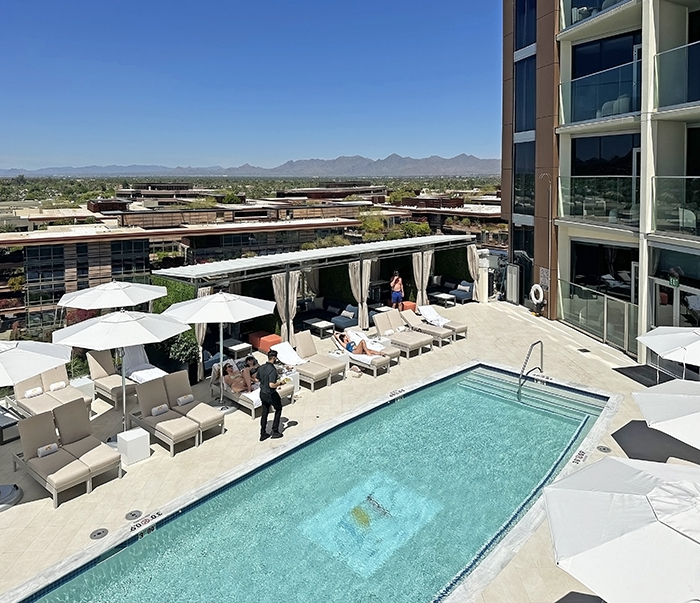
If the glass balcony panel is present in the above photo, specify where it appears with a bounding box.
[627,302,638,355]
[605,296,626,349]
[561,61,641,124]
[561,0,631,28]
[654,177,700,237]
[657,41,700,109]
[559,176,638,227]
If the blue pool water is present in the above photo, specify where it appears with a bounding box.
[32,366,604,603]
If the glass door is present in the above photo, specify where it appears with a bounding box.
[652,280,676,327]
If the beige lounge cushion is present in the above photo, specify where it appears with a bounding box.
[63,436,120,474]
[445,321,468,334]
[17,393,63,417]
[14,374,43,402]
[308,354,346,374]
[95,374,136,399]
[295,361,330,381]
[175,403,223,431]
[417,323,452,339]
[47,385,85,406]
[146,413,199,441]
[53,399,91,445]
[87,350,116,380]
[294,330,318,360]
[19,412,58,460]
[27,450,89,490]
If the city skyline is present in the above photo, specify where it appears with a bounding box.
[0,0,502,170]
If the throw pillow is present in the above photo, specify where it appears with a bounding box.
[176,394,194,406]
[49,381,67,392]
[24,386,43,399]
[341,310,354,319]
[457,284,470,292]
[431,275,442,286]
[151,403,169,417]
[313,296,324,310]
[327,306,340,315]
[37,443,58,458]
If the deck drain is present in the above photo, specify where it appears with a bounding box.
[125,510,142,521]
[90,528,109,540]
[597,445,612,453]
[577,348,591,353]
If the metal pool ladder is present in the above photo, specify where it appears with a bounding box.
[518,340,543,396]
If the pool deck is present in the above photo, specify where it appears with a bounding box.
[0,300,658,603]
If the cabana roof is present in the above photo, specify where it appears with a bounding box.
[153,234,474,285]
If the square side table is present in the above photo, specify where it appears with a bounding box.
[117,427,151,465]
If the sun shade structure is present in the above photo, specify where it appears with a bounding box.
[162,292,276,404]
[544,456,700,603]
[0,341,72,387]
[58,280,167,310]
[52,310,189,431]
[632,379,700,449]
[637,327,700,376]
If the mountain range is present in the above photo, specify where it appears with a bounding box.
[0,154,500,178]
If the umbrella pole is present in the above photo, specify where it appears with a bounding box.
[220,322,224,405]
[119,347,127,432]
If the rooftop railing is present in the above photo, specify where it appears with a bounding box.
[561,61,641,124]
[654,176,700,237]
[656,40,700,109]
[559,176,639,227]
[562,0,631,29]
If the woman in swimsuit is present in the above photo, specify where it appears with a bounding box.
[334,333,387,356]
[223,361,254,393]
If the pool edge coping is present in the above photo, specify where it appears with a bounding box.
[2,360,620,603]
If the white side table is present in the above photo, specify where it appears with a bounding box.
[70,376,95,403]
[328,350,350,372]
[117,427,151,465]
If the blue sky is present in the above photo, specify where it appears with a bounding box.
[0,0,502,169]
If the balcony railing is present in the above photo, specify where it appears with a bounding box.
[654,177,700,237]
[559,176,639,227]
[562,0,631,29]
[656,40,700,109]
[558,279,638,356]
[561,61,641,124]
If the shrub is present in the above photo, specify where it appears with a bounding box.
[166,329,200,365]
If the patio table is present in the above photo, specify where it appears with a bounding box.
[429,292,456,308]
[304,318,335,339]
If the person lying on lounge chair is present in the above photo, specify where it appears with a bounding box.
[334,333,388,357]
[223,360,255,393]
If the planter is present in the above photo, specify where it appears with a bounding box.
[187,363,199,385]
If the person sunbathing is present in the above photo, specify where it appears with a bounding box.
[334,333,387,356]
[223,361,254,393]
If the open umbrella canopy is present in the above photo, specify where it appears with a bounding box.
[632,379,700,449]
[51,310,188,351]
[58,280,167,310]
[0,341,72,387]
[544,457,700,603]
[162,292,276,325]
[637,326,700,365]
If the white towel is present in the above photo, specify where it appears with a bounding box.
[418,305,450,328]
[346,330,384,352]
[271,342,308,366]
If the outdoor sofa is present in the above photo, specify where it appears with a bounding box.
[428,276,474,304]
[12,364,91,417]
[293,298,357,331]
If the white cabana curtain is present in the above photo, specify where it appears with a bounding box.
[349,260,373,329]
[195,286,212,380]
[272,271,300,344]
[467,244,481,303]
[412,250,433,307]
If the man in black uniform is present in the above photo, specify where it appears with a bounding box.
[257,349,284,441]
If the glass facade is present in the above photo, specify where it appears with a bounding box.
[514,0,536,50]
[513,142,536,215]
[111,240,149,279]
[514,56,536,132]
[570,241,637,300]
[572,134,640,175]
[564,0,632,28]
[513,224,535,303]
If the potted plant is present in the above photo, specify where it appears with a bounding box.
[167,329,201,384]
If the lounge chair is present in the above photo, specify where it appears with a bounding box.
[373,310,433,358]
[418,305,468,340]
[345,328,402,366]
[294,330,347,383]
[123,344,168,384]
[209,361,295,418]
[400,310,453,347]
[13,411,90,508]
[53,399,122,492]
[11,364,89,417]
[40,364,92,407]
[163,370,225,440]
[331,334,391,378]
[131,378,199,456]
[269,341,332,392]
[87,350,137,406]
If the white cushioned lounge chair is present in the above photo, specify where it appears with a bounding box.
[163,370,225,440]
[400,309,453,347]
[418,305,468,340]
[87,350,137,406]
[345,328,402,366]
[53,399,123,493]
[331,333,391,378]
[13,411,91,508]
[132,378,199,456]
[373,310,433,358]
[269,341,332,392]
[294,330,347,383]
[12,364,90,417]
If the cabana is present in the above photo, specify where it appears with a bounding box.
[153,235,474,341]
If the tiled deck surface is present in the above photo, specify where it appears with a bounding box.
[0,300,661,602]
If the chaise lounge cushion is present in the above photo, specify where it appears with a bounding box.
[41,365,91,406]
[63,436,121,475]
[27,449,90,490]
[295,330,346,376]
[163,371,223,432]
[136,378,199,442]
[87,350,136,402]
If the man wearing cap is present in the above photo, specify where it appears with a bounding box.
[257,349,284,441]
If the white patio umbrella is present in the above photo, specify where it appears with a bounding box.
[544,456,700,603]
[637,327,700,378]
[0,341,72,387]
[162,292,276,404]
[52,310,188,431]
[632,379,700,449]
[58,280,167,310]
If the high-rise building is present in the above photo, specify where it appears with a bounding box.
[502,0,700,369]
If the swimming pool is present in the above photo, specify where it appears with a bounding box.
[25,365,609,603]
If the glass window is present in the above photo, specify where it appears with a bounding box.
[514,0,536,50]
[572,31,642,79]
[688,128,700,177]
[513,142,536,215]
[572,134,640,175]
[514,56,536,132]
